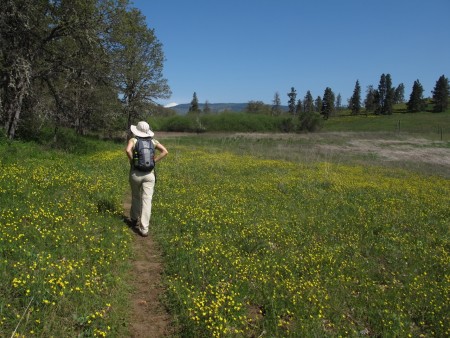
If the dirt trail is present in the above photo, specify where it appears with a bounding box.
[123,195,172,337]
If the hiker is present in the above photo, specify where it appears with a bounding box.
[125,121,168,237]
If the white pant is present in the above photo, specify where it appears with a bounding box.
[129,169,155,233]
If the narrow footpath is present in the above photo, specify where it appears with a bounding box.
[123,195,172,337]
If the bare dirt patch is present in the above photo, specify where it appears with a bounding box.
[123,195,172,337]
[230,132,450,171]
[319,138,450,167]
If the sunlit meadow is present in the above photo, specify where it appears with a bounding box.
[153,142,449,337]
[1,133,449,337]
[0,140,131,337]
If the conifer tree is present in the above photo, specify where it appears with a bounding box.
[303,90,314,113]
[431,75,449,112]
[375,73,394,115]
[295,99,302,115]
[203,100,211,113]
[406,80,426,112]
[335,93,342,112]
[364,85,377,113]
[375,74,386,115]
[287,87,297,114]
[321,87,335,119]
[394,83,405,103]
[350,80,361,115]
[188,92,200,113]
[315,96,322,112]
[271,92,282,116]
[384,74,395,114]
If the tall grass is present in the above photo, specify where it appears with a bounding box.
[0,137,132,337]
[152,140,449,337]
[154,113,301,133]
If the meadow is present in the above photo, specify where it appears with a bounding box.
[153,136,449,337]
[0,137,132,337]
[1,111,449,337]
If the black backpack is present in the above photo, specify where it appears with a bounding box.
[132,137,155,172]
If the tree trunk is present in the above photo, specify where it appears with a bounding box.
[4,57,31,139]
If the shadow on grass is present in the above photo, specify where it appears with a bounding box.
[120,214,143,236]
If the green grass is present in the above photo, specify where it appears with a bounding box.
[1,110,449,336]
[0,138,132,337]
[323,111,450,138]
[153,142,449,337]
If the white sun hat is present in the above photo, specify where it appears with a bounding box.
[130,121,154,138]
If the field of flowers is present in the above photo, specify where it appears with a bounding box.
[153,142,449,337]
[0,140,132,337]
[1,134,449,337]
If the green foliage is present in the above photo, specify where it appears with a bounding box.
[376,73,395,115]
[321,87,335,119]
[279,117,295,132]
[315,96,322,112]
[1,0,170,139]
[287,87,297,114]
[15,126,111,155]
[364,85,377,112]
[303,90,314,114]
[271,92,282,116]
[201,113,281,132]
[188,92,200,113]
[431,74,449,112]
[394,83,405,103]
[350,80,362,115]
[158,115,198,132]
[246,101,271,114]
[298,111,324,132]
[156,113,295,133]
[203,100,211,113]
[407,79,426,112]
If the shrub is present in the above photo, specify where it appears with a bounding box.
[159,115,197,132]
[298,111,324,132]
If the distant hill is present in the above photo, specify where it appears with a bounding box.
[167,103,246,115]
[168,103,288,115]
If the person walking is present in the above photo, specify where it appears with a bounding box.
[125,121,168,237]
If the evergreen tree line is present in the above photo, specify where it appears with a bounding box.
[187,74,448,132]
[281,74,449,118]
[0,0,171,140]
[276,74,448,118]
[349,74,449,116]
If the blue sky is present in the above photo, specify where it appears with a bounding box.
[130,0,450,107]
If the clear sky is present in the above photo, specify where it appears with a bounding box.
[130,0,450,107]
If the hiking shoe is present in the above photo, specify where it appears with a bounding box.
[138,227,148,237]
